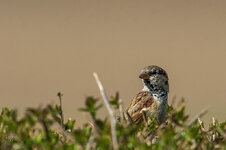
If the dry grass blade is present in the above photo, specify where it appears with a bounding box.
[93,72,118,150]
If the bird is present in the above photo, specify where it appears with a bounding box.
[124,65,169,125]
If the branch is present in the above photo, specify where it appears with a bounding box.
[188,108,208,126]
[93,72,118,150]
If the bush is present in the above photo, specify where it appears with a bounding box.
[0,92,225,150]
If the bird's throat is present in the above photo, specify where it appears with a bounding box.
[142,79,166,96]
[142,79,152,92]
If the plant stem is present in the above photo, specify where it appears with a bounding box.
[93,72,118,150]
[57,92,64,126]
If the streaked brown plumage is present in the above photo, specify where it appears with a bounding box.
[125,65,169,125]
[126,91,153,124]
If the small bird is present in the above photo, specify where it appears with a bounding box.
[125,65,169,125]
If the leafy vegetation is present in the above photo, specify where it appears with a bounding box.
[0,92,225,150]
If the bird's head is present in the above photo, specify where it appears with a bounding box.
[139,65,169,93]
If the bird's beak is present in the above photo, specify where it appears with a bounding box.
[139,72,150,79]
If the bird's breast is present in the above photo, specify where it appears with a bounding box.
[150,98,167,124]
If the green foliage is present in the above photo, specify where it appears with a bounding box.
[0,93,225,150]
[79,97,102,120]
[109,92,120,109]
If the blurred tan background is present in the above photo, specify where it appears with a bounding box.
[0,0,226,125]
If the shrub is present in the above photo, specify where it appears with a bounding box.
[0,92,225,150]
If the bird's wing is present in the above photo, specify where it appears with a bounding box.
[126,91,154,124]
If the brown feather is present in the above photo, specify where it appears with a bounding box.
[126,91,154,124]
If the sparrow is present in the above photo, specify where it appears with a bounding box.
[125,65,169,125]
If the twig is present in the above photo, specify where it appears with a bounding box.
[126,111,135,124]
[188,108,208,126]
[57,92,64,126]
[93,72,119,150]
[119,99,124,123]
[55,119,70,141]
[212,117,226,141]
[41,119,50,141]
[198,117,211,142]
[198,117,205,131]
[86,132,94,150]
[86,121,95,150]
[212,117,216,126]
[212,117,216,141]
[146,123,165,144]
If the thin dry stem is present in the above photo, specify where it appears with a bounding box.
[119,99,124,123]
[126,111,135,124]
[93,72,118,150]
[146,123,165,144]
[188,108,208,126]
[198,117,205,131]
[86,121,96,150]
[57,92,64,126]
[211,117,226,141]
[198,117,211,142]
[86,132,95,150]
[212,117,216,126]
[212,117,216,141]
